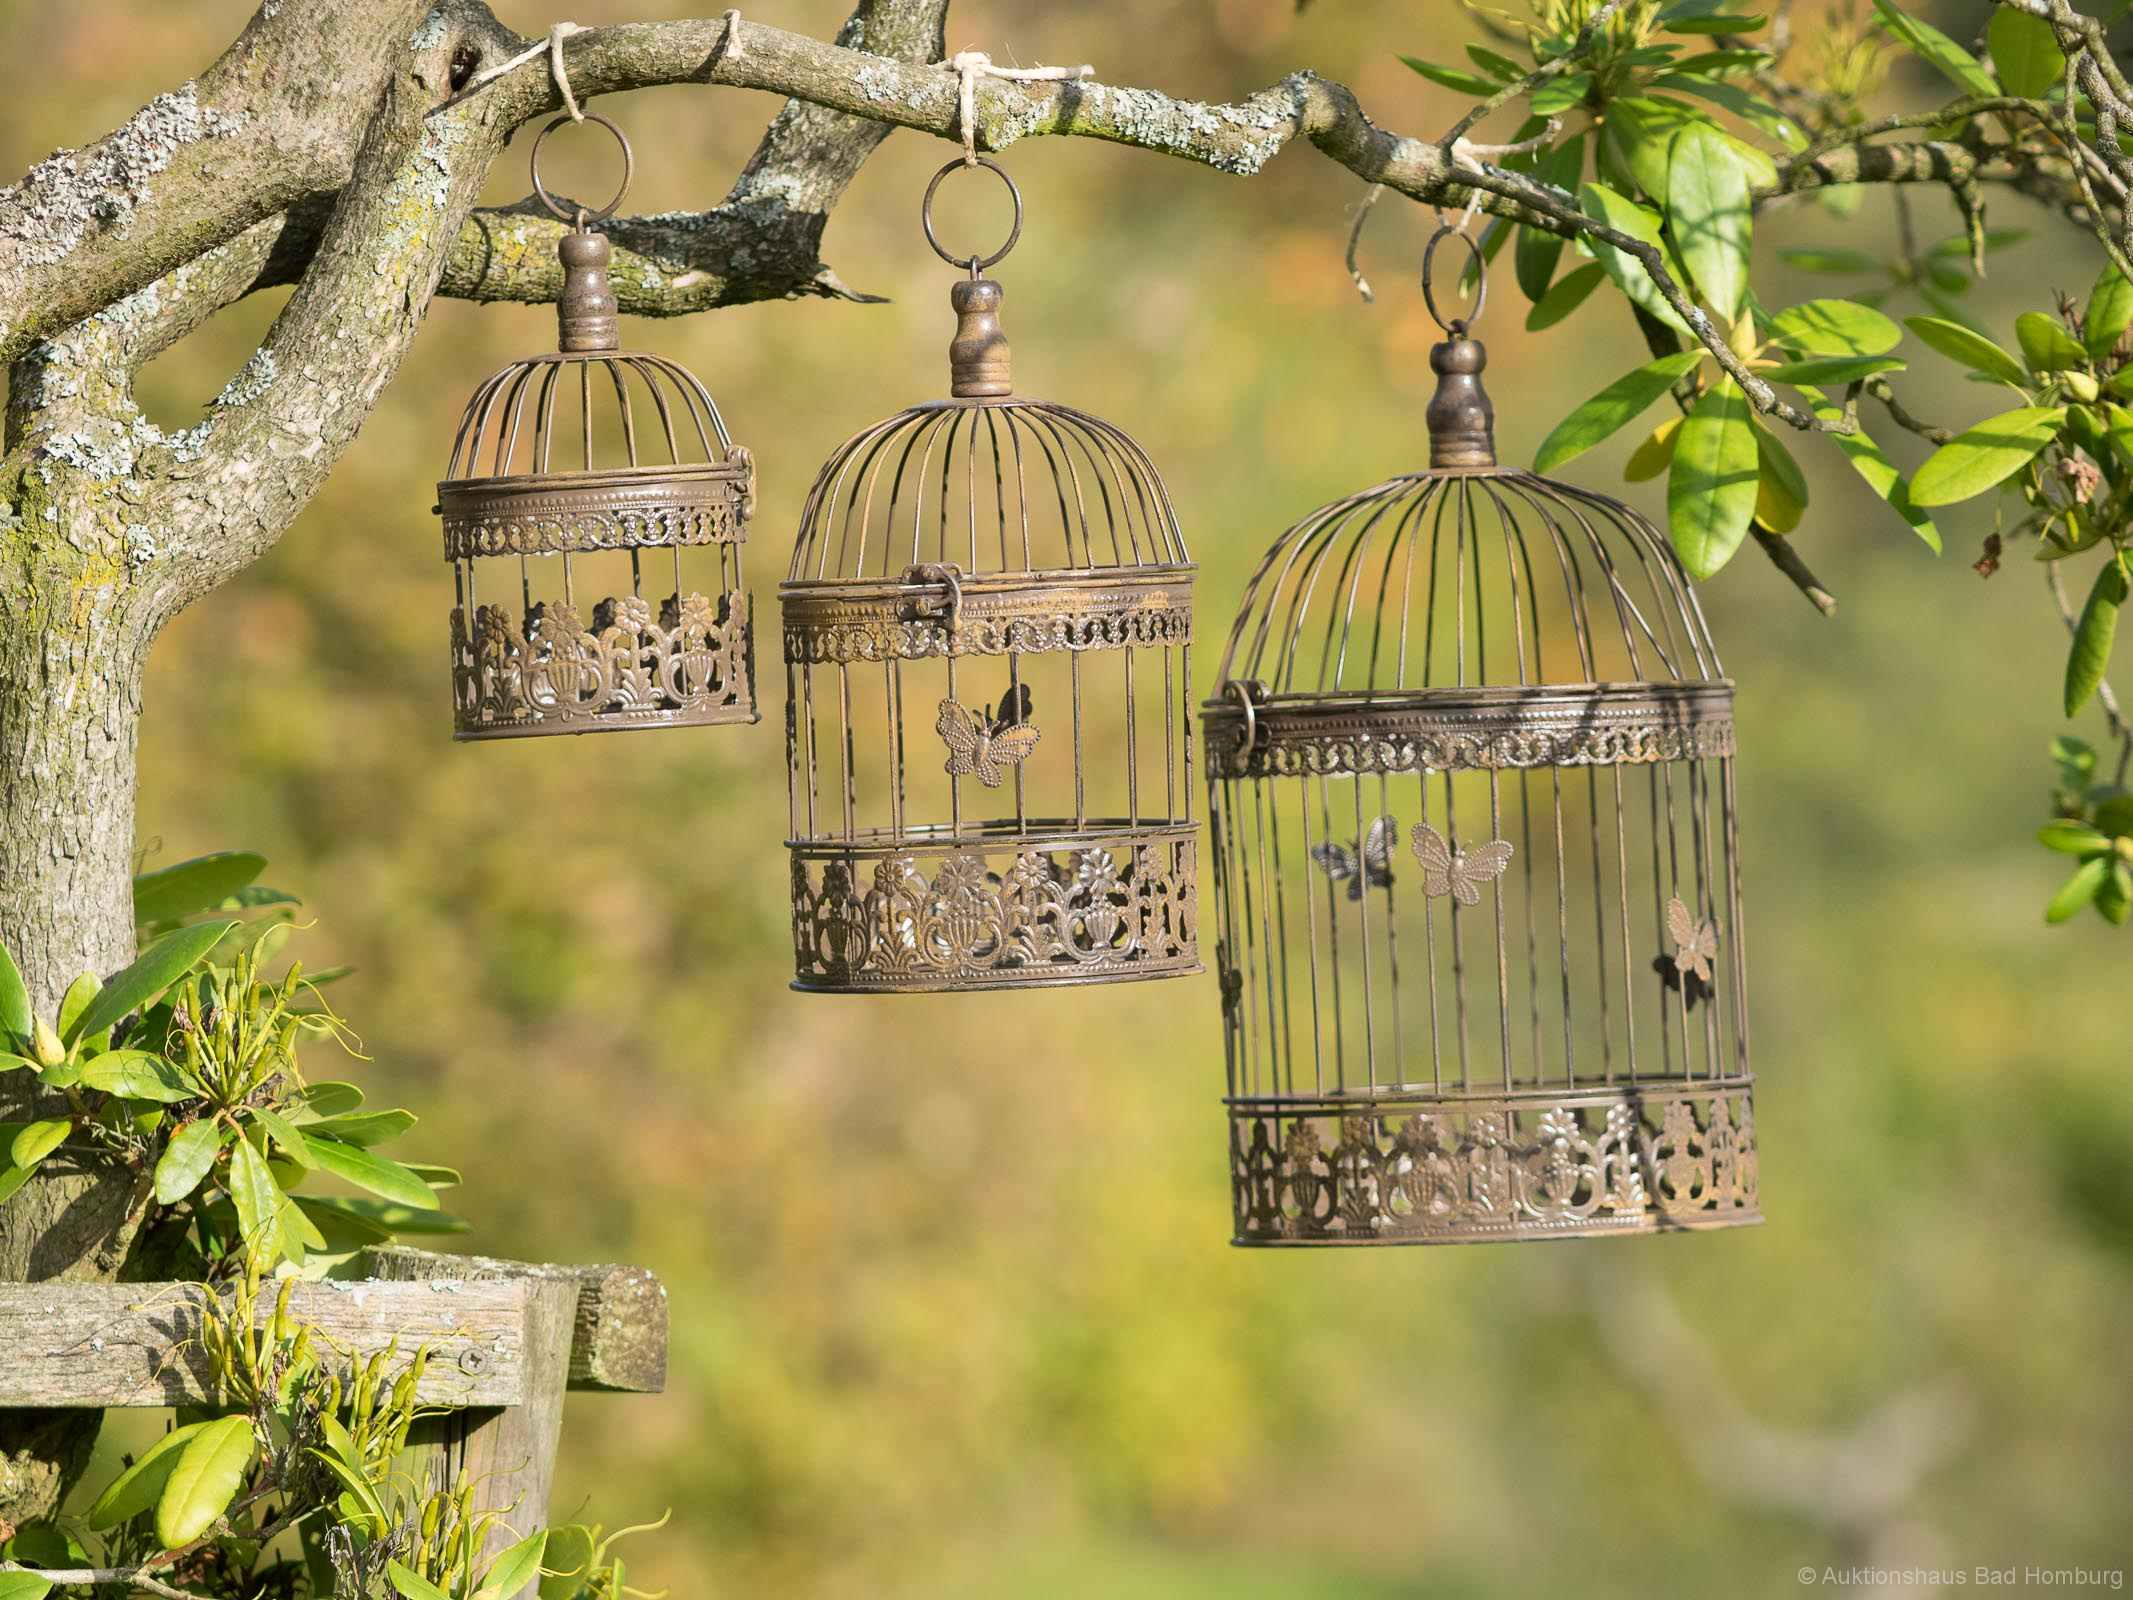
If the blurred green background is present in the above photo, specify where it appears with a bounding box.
[6,0,2131,1593]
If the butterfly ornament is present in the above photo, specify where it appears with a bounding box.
[937,684,1039,788]
[1660,894,1719,1007]
[1411,823,1514,906]
[1311,815,1398,900]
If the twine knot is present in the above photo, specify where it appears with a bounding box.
[945,49,1093,165]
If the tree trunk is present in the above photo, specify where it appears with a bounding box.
[0,482,156,1524]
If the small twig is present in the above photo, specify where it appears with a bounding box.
[1,1564,212,1600]
[1346,182,1384,302]
[1754,527,1838,615]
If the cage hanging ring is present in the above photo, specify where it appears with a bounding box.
[531,112,634,226]
[1419,223,1488,334]
[1222,678,1265,757]
[922,157,1023,272]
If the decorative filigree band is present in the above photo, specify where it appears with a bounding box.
[1229,1079,1758,1246]
[789,828,1198,991]
[1201,681,1735,779]
[439,454,754,560]
[449,590,755,740]
[781,566,1193,664]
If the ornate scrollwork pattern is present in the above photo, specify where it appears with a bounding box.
[790,833,1198,990]
[440,464,751,561]
[782,568,1193,664]
[1202,682,1735,779]
[449,589,754,738]
[1229,1083,1758,1245]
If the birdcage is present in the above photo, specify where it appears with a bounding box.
[437,114,755,741]
[783,159,1198,993]
[1202,230,1757,1245]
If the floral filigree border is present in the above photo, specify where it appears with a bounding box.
[1203,683,1735,778]
[781,574,1193,664]
[790,834,1198,990]
[449,589,754,738]
[1229,1083,1758,1245]
[442,490,748,560]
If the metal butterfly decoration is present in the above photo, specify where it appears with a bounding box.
[937,684,1039,788]
[1311,815,1398,900]
[1411,823,1514,906]
[1657,893,1720,1008]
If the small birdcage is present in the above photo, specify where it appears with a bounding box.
[438,114,755,741]
[1203,229,1758,1246]
[783,159,1198,993]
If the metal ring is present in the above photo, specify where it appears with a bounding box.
[530,113,634,226]
[902,561,966,632]
[1223,678,1264,757]
[1419,223,1487,334]
[921,157,1023,272]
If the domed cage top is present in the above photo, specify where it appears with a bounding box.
[1202,233,1755,1246]
[783,159,1198,993]
[437,115,756,741]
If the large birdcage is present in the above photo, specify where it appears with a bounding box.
[1202,232,1757,1246]
[783,159,1198,993]
[437,115,755,741]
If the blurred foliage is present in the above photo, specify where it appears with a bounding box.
[5,0,2133,1595]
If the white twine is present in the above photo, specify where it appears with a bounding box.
[946,49,1092,165]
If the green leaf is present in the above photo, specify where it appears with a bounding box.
[0,941,29,1055]
[1666,13,1764,33]
[481,1531,549,1600]
[0,1573,53,1600]
[154,1414,255,1549]
[1668,378,1761,578]
[66,922,233,1047]
[1667,122,1751,320]
[9,1120,69,1170]
[1988,6,2066,96]
[1530,71,1593,116]
[228,1135,286,1260]
[1754,425,1809,532]
[1765,298,1902,356]
[1467,44,1525,81]
[132,853,267,928]
[155,1119,224,1205]
[1759,354,1905,385]
[1624,415,1685,482]
[293,1081,366,1121]
[387,1563,455,1600]
[1777,247,1882,275]
[55,975,99,1047]
[307,1449,389,1538]
[2065,556,2129,716]
[2088,266,2133,360]
[1399,55,1499,95]
[2039,821,2111,855]
[1910,406,2068,505]
[1905,315,2032,388]
[2101,861,2133,925]
[2095,794,2133,836]
[306,1136,440,1211]
[2016,311,2088,375]
[1654,73,1803,146]
[80,1051,197,1104]
[1872,0,1998,98]
[297,1194,470,1237]
[1525,261,1607,331]
[1581,182,1692,333]
[301,1109,415,1148]
[1515,137,1585,303]
[87,1421,208,1529]
[249,1104,318,1168]
[1601,97,1700,204]
[540,1526,598,1600]
[1535,352,1704,473]
[2047,855,2111,923]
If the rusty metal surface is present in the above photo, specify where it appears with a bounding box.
[782,165,1196,991]
[1202,279,1754,1246]
[435,115,755,741]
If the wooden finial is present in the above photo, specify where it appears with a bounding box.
[557,230,619,354]
[1426,332,1496,469]
[949,277,1011,397]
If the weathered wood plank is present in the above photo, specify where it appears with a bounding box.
[361,1246,668,1394]
[367,1258,578,1567]
[0,1280,532,1408]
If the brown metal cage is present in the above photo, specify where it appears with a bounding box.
[1202,233,1757,1245]
[436,116,755,741]
[782,160,1198,993]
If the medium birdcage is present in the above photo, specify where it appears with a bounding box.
[783,159,1198,993]
[1202,231,1757,1246]
[438,115,755,741]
